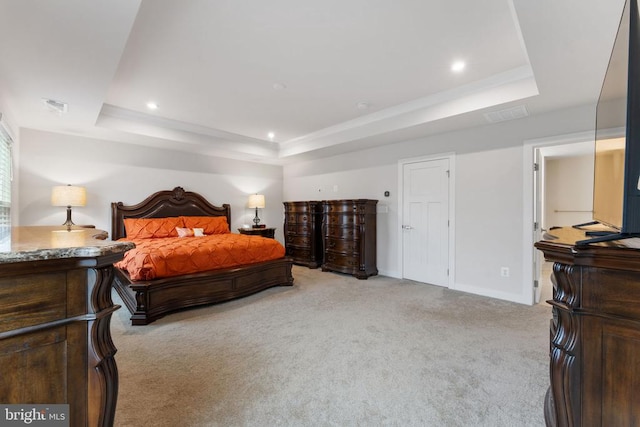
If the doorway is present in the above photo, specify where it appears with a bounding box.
[398,154,454,287]
[524,135,594,304]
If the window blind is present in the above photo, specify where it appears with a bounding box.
[0,123,12,244]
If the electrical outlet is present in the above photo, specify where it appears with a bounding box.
[500,267,510,277]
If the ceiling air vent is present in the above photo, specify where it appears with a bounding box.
[42,98,68,114]
[483,105,529,123]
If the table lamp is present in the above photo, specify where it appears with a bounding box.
[247,194,265,228]
[51,185,86,226]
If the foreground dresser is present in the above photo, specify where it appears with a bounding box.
[322,199,377,279]
[535,227,640,427]
[283,201,323,268]
[0,226,133,427]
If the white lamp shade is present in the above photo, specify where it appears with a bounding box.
[51,185,87,207]
[247,194,265,209]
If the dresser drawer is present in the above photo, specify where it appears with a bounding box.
[324,202,356,213]
[286,235,310,247]
[324,201,373,214]
[286,213,312,224]
[325,225,359,240]
[325,238,358,254]
[288,205,311,214]
[324,252,360,269]
[325,213,360,226]
[287,247,311,260]
[286,224,310,235]
[0,272,69,333]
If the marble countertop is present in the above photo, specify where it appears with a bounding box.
[0,226,135,263]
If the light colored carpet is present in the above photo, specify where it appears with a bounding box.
[111,266,550,426]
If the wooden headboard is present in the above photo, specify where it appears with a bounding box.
[111,186,231,240]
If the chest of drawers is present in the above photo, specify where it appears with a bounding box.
[283,201,323,268]
[536,227,640,426]
[322,199,377,279]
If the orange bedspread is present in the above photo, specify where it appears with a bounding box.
[115,234,286,281]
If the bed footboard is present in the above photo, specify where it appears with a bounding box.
[112,257,294,325]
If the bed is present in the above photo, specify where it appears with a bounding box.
[111,186,293,325]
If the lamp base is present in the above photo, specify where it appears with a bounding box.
[62,206,75,227]
[252,207,262,228]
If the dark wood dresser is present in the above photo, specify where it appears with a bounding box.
[283,201,323,268]
[535,227,640,427]
[322,199,377,279]
[0,226,133,427]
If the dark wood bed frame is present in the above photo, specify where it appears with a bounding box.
[111,186,293,325]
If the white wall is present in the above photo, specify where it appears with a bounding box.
[283,103,596,304]
[17,129,285,241]
[544,154,594,228]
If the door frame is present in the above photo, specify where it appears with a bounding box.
[522,130,594,305]
[398,152,456,288]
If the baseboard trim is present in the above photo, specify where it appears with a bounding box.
[377,269,400,278]
[453,282,532,305]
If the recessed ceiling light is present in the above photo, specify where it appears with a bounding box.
[146,102,159,110]
[272,83,286,91]
[267,132,275,141]
[451,61,466,73]
[356,101,371,110]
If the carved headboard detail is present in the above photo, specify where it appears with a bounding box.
[111,187,231,240]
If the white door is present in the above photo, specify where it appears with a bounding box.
[402,158,450,286]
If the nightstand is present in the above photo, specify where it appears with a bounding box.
[238,227,276,239]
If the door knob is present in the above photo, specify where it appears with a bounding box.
[402,225,413,230]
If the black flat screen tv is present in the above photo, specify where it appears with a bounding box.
[578,0,640,244]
